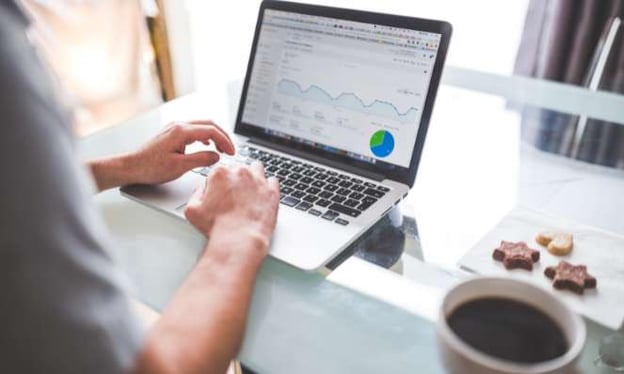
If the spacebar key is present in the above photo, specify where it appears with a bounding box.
[328,203,361,218]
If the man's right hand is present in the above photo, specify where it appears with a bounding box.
[184,161,280,252]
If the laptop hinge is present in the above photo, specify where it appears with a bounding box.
[248,138,385,182]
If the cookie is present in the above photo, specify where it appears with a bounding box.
[536,231,573,256]
[493,241,540,270]
[544,261,597,294]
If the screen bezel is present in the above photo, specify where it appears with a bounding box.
[235,0,452,187]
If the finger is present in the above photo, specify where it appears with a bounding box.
[267,176,280,191]
[181,125,236,155]
[187,120,235,152]
[249,161,266,180]
[182,151,220,170]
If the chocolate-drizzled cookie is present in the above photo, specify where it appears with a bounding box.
[544,261,597,295]
[492,241,540,270]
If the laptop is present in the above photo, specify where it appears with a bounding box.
[122,0,452,271]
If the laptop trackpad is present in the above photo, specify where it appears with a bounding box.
[121,172,203,213]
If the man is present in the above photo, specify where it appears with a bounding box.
[0,1,280,373]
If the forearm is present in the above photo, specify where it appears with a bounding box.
[133,217,267,374]
[87,153,136,192]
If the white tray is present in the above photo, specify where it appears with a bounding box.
[458,207,624,330]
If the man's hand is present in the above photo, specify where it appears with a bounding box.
[133,163,280,374]
[88,120,235,191]
[185,161,280,251]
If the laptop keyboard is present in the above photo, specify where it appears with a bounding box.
[193,146,391,226]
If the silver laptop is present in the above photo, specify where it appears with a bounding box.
[122,0,452,271]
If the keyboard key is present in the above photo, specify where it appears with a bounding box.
[292,166,304,173]
[331,195,347,203]
[291,160,302,165]
[327,171,338,176]
[377,186,391,192]
[324,184,339,192]
[316,173,328,180]
[363,196,377,203]
[291,190,306,199]
[321,210,339,221]
[319,191,333,199]
[283,179,297,187]
[303,194,319,203]
[281,163,293,170]
[312,180,326,188]
[300,177,313,184]
[306,187,321,195]
[281,196,299,207]
[351,178,363,184]
[349,192,364,200]
[335,218,349,226]
[290,173,303,180]
[364,182,377,188]
[296,202,313,211]
[327,177,340,184]
[328,203,361,218]
[277,169,291,176]
[351,184,365,192]
[294,183,308,191]
[344,199,359,208]
[303,170,316,177]
[316,199,331,207]
[267,166,278,172]
[280,186,294,195]
[338,180,353,188]
[363,188,385,198]
[336,188,351,196]
[338,174,350,180]
[308,209,322,216]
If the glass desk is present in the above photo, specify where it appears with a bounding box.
[79,73,624,373]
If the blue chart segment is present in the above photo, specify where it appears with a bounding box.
[369,130,395,158]
[277,79,418,123]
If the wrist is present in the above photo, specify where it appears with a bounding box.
[88,152,137,191]
[204,214,270,264]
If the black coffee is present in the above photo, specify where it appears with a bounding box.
[447,297,568,363]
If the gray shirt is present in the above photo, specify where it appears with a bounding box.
[0,2,144,372]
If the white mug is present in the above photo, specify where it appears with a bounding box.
[436,277,586,374]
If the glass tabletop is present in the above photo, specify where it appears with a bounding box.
[79,69,624,373]
[319,80,624,372]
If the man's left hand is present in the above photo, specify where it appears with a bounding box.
[88,120,235,191]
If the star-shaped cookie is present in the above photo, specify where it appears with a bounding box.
[544,261,597,294]
[492,241,540,270]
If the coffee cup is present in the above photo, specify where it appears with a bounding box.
[436,277,585,374]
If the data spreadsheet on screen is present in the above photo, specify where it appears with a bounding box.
[242,10,441,168]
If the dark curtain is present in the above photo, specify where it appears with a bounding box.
[514,0,624,168]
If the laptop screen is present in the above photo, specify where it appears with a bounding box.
[240,7,443,170]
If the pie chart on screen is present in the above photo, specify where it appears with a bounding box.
[369,130,395,158]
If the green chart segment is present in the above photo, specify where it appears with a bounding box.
[369,130,395,158]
